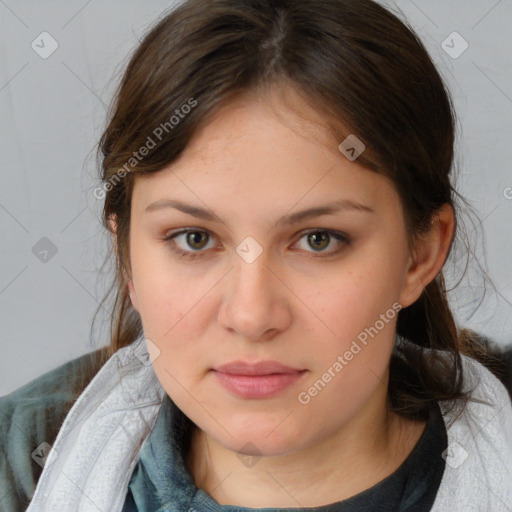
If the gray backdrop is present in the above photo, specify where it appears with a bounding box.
[1,0,511,396]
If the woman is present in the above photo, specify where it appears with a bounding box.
[1,0,511,510]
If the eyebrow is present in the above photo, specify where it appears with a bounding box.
[143,198,375,225]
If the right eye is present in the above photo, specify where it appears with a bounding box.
[163,229,216,260]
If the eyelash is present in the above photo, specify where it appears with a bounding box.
[162,229,351,260]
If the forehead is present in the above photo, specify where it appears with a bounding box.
[130,87,400,220]
[175,84,345,161]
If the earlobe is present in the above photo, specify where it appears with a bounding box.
[128,279,139,312]
[399,204,455,308]
[109,214,138,311]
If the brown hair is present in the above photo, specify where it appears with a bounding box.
[91,0,506,421]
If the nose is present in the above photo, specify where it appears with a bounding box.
[217,251,292,341]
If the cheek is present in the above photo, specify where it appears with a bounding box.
[129,238,190,331]
[130,256,215,371]
[297,248,404,386]
[309,261,401,340]
[297,282,398,426]
[136,275,205,341]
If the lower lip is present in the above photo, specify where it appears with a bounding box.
[212,370,307,399]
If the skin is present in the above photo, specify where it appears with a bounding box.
[120,84,455,508]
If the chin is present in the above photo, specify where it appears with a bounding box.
[214,425,304,458]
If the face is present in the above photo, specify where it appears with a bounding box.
[126,86,419,458]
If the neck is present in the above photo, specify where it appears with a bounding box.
[184,386,426,508]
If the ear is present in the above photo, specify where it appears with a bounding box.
[108,215,139,312]
[127,278,140,312]
[108,215,117,251]
[399,203,455,308]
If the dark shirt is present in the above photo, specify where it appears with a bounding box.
[121,395,447,512]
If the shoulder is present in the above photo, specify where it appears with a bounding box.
[452,352,512,439]
[0,346,110,425]
[459,352,512,410]
[432,353,512,511]
[0,347,109,512]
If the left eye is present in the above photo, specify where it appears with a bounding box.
[163,229,351,259]
[295,230,350,254]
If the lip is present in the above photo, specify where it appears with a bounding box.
[212,360,307,399]
[213,360,303,375]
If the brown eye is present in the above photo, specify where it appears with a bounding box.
[307,231,330,251]
[163,229,215,260]
[185,231,209,250]
[164,228,351,261]
[295,230,351,255]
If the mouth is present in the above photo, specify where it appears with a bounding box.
[211,360,307,398]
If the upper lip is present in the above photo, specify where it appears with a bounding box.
[213,360,304,375]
